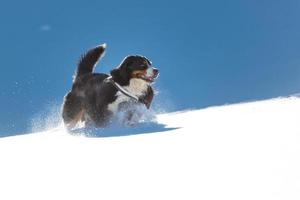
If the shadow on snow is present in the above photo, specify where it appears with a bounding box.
[70,121,179,138]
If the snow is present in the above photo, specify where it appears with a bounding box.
[1,97,300,200]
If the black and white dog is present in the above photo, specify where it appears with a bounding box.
[62,44,159,129]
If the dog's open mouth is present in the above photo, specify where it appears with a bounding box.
[141,75,155,82]
[137,73,158,82]
[134,68,159,83]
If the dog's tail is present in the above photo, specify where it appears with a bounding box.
[74,43,106,80]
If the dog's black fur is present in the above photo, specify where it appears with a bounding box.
[62,44,158,128]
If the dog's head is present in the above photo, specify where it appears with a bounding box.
[111,55,159,85]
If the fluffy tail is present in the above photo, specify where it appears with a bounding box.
[74,43,106,80]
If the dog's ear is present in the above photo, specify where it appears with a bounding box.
[110,68,130,85]
[110,56,134,85]
[110,68,119,77]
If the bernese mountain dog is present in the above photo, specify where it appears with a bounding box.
[62,44,159,129]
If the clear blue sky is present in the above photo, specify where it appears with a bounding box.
[1,0,300,135]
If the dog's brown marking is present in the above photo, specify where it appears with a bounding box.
[131,69,147,79]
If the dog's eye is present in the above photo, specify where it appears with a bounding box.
[140,65,147,70]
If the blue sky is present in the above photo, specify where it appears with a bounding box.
[1,0,300,136]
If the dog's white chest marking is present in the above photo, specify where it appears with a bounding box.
[107,78,149,113]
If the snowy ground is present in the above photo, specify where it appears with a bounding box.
[1,97,300,200]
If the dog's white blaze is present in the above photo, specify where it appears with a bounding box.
[107,78,149,113]
[146,68,154,77]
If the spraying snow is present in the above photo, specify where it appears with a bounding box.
[0,97,300,200]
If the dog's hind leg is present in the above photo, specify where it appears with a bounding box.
[62,91,84,129]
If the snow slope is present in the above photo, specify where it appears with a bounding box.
[1,97,300,200]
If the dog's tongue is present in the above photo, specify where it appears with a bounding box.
[146,74,157,82]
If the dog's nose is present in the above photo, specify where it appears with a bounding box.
[153,68,159,76]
